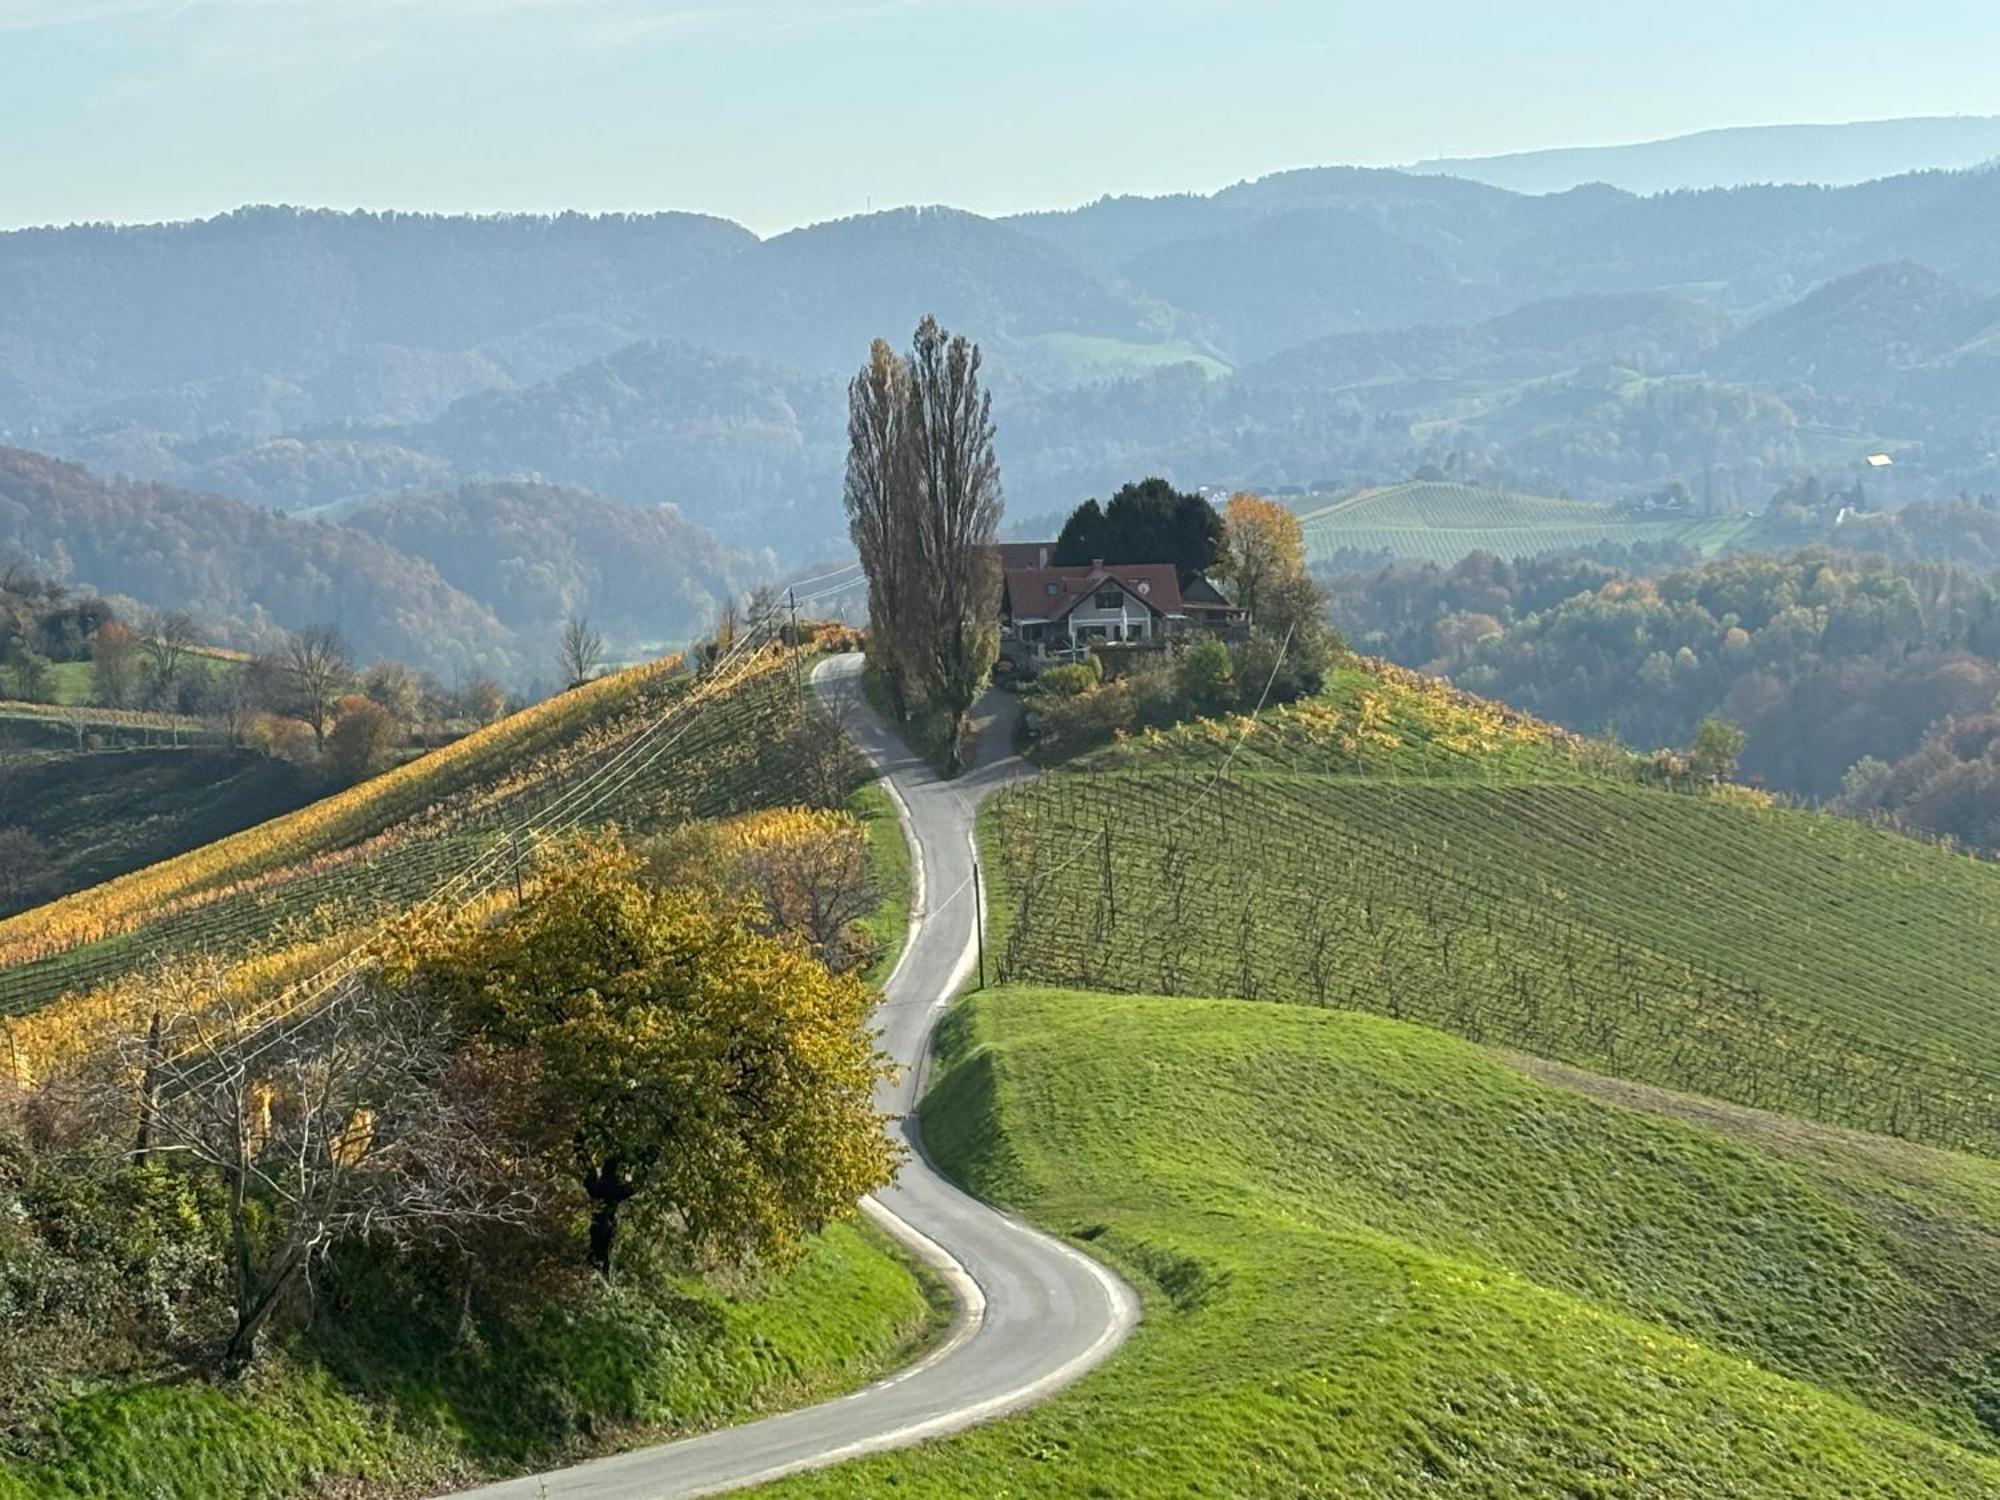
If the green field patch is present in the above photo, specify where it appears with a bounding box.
[1026,332,1231,381]
[1298,480,1761,565]
[848,778,912,986]
[993,767,2000,1154]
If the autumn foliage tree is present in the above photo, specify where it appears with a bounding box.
[412,839,896,1276]
[644,808,878,975]
[323,694,402,784]
[1222,493,1307,622]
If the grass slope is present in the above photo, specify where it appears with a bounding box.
[1297,480,1759,566]
[0,1220,943,1500]
[0,749,316,916]
[758,986,2000,1498]
[991,660,2000,1154]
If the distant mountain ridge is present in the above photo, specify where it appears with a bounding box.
[5,132,2000,578]
[0,448,752,681]
[1410,116,2000,195]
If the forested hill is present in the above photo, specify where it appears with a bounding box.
[7,166,2000,552]
[0,449,754,681]
[1328,545,2000,847]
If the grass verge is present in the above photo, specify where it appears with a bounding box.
[848,779,912,986]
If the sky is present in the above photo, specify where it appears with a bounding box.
[2,0,1998,235]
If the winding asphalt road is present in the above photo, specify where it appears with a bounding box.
[450,654,1138,1500]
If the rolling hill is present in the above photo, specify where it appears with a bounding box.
[9,166,2000,550]
[986,659,2000,1157]
[0,448,757,679]
[0,638,841,1065]
[1294,480,1758,565]
[1715,260,2000,399]
[0,206,755,433]
[755,985,2000,1497]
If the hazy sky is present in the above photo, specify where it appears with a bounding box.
[3,0,1997,234]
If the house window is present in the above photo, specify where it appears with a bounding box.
[1094,587,1122,609]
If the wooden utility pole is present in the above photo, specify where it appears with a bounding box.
[788,588,804,703]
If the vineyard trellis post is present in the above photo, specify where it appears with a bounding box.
[1101,825,1116,931]
[972,860,986,990]
[133,1002,163,1162]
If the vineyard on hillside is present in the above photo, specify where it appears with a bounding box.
[989,682,2000,1157]
[0,640,858,1075]
[1297,482,1760,566]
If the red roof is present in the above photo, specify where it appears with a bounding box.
[997,541,1055,571]
[1003,563,1184,622]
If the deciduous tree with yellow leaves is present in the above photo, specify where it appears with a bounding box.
[1221,493,1306,623]
[413,838,896,1276]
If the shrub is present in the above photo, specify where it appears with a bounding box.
[1175,639,1237,717]
[1036,659,1102,698]
[324,695,402,785]
[1036,678,1139,754]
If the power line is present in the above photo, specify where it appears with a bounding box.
[162,604,796,1093]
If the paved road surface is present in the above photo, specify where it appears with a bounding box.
[448,655,1137,1499]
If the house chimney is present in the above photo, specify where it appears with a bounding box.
[1091,558,1105,572]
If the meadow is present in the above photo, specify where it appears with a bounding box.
[755,986,2000,1498]
[1296,480,1761,565]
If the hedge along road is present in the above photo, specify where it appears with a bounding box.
[449,653,1138,1500]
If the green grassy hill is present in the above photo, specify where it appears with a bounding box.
[988,660,2000,1155]
[1297,480,1760,565]
[757,986,2000,1498]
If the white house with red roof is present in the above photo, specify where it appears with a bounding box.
[999,557,1187,663]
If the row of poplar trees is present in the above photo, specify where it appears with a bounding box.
[843,316,1004,773]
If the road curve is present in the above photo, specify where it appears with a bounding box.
[448,653,1138,1500]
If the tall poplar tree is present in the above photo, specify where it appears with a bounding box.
[843,338,918,721]
[843,318,1003,771]
[905,316,1003,772]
